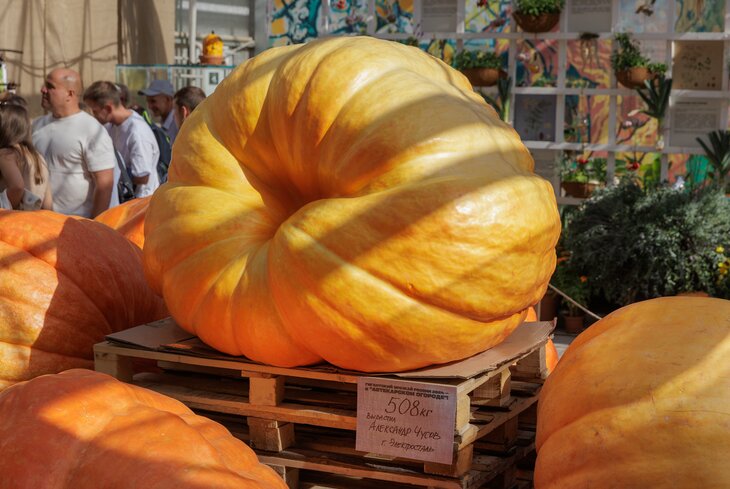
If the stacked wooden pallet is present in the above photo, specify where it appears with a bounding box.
[94,319,552,489]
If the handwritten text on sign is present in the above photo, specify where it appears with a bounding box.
[356,378,457,464]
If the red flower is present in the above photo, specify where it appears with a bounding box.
[577,157,589,165]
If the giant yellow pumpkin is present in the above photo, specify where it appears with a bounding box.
[144,36,560,372]
[535,297,730,488]
[95,196,151,249]
[0,369,287,489]
[0,211,167,390]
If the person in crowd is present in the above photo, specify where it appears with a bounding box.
[138,79,178,144]
[0,92,28,108]
[83,81,160,199]
[32,68,116,218]
[0,100,52,210]
[117,83,131,108]
[173,86,207,129]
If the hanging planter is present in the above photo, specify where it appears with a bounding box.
[513,12,561,33]
[453,50,505,87]
[615,66,651,89]
[461,67,506,87]
[561,181,598,199]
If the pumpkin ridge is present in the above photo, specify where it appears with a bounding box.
[273,223,524,345]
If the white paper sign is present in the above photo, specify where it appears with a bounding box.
[567,0,612,32]
[670,98,721,148]
[356,378,457,464]
[421,0,458,32]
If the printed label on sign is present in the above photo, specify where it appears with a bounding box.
[355,377,457,464]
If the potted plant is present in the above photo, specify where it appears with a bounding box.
[480,76,512,122]
[562,179,730,310]
[611,33,661,89]
[512,0,564,33]
[559,153,607,198]
[453,50,505,87]
[550,253,589,334]
[634,73,672,150]
[696,130,730,194]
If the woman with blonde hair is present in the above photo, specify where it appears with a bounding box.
[0,101,52,210]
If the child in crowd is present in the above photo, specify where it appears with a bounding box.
[0,99,52,210]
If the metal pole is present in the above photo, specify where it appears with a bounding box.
[189,0,198,64]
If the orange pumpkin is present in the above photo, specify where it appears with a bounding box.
[535,297,730,488]
[0,369,287,489]
[0,211,167,390]
[144,37,560,372]
[95,196,150,249]
[527,306,559,373]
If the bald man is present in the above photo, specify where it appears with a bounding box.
[32,68,116,217]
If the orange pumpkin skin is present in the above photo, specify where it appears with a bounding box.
[144,37,560,372]
[535,297,730,489]
[95,196,151,249]
[0,369,287,489]
[0,211,167,390]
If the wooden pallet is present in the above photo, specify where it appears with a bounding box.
[94,322,549,488]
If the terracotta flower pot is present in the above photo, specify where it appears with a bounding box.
[513,12,561,33]
[461,67,506,87]
[199,54,225,65]
[615,66,651,89]
[563,315,584,334]
[561,181,598,199]
[539,290,560,321]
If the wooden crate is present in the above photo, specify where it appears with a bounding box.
[94,321,550,489]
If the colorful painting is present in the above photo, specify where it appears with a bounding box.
[617,0,669,32]
[565,96,609,144]
[516,39,558,87]
[675,0,724,32]
[566,39,611,89]
[425,39,457,66]
[375,0,414,33]
[269,0,323,46]
[329,0,369,34]
[616,96,658,147]
[464,0,511,33]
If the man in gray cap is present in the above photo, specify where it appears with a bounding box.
[138,79,178,144]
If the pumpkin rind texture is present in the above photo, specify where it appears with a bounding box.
[0,210,167,390]
[95,195,151,249]
[535,297,730,489]
[0,369,287,489]
[143,37,560,372]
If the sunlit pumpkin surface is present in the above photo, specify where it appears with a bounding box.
[0,369,287,489]
[0,211,167,390]
[535,297,730,488]
[144,36,560,372]
[95,195,151,249]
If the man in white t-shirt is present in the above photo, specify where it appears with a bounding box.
[32,68,115,218]
[83,81,160,198]
[138,79,178,144]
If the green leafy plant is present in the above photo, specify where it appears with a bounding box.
[513,0,565,15]
[559,153,607,184]
[481,76,512,122]
[452,50,503,70]
[610,33,649,72]
[636,75,672,123]
[550,253,589,316]
[646,62,667,75]
[402,36,420,47]
[562,180,730,307]
[696,130,730,192]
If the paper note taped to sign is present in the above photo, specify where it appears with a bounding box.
[356,377,457,464]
